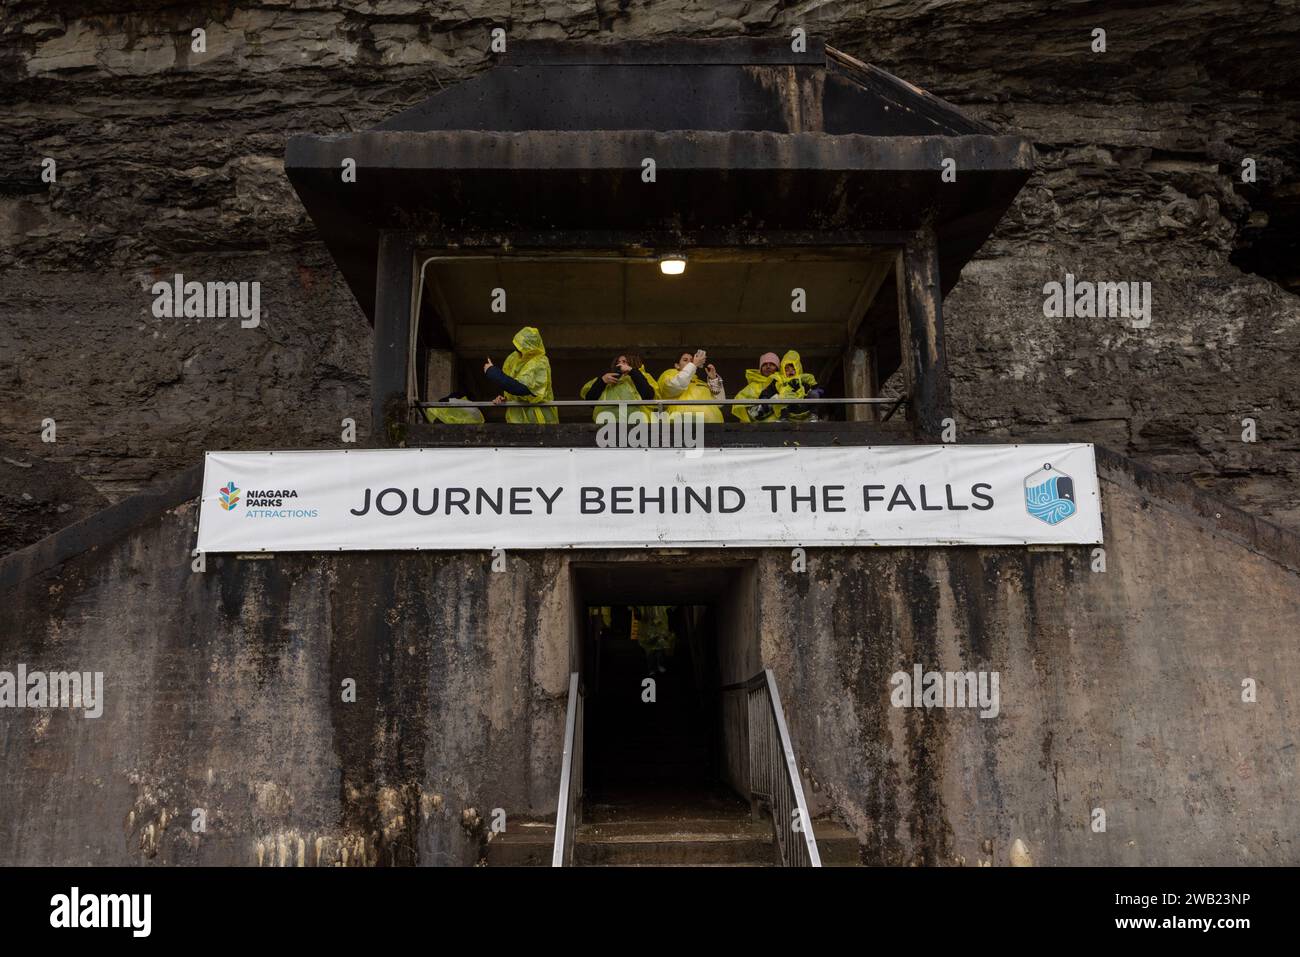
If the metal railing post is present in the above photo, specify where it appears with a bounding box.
[552,672,583,867]
[762,669,821,867]
[733,668,821,867]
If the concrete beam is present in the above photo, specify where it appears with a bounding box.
[897,226,951,438]
[425,349,456,402]
[449,322,848,352]
[843,347,875,423]
[288,130,1036,175]
[373,232,414,444]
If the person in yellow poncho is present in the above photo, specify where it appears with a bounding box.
[754,349,824,422]
[579,352,658,423]
[483,326,558,424]
[656,349,725,424]
[731,351,781,423]
[630,605,676,674]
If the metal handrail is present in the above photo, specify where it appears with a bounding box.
[418,396,902,409]
[741,669,821,867]
[552,672,584,867]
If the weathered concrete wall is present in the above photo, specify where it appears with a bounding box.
[765,467,1300,865]
[2,1,1298,553]
[717,562,759,797]
[0,501,570,866]
[2,449,1295,865]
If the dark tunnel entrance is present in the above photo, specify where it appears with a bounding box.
[583,603,729,814]
[570,561,760,823]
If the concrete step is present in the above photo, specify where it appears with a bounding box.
[574,819,775,866]
[482,821,555,867]
[808,821,863,866]
[483,819,862,867]
[589,861,775,867]
[579,817,768,838]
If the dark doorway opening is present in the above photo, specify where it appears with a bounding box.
[583,604,731,815]
[570,561,759,824]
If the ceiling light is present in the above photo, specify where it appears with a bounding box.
[659,255,687,276]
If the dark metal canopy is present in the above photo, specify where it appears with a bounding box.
[285,39,1034,327]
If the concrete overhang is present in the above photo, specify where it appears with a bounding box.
[285,39,1035,329]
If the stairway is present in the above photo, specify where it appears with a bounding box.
[585,635,713,789]
[484,802,864,867]
[483,637,865,866]
[575,814,775,866]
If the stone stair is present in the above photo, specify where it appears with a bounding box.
[483,812,862,867]
[575,816,776,866]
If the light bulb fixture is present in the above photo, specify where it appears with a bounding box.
[659,254,687,276]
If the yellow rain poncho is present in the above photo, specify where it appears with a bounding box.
[731,368,779,422]
[630,606,676,654]
[770,350,818,421]
[580,365,657,424]
[656,365,724,424]
[423,396,485,425]
[500,326,558,424]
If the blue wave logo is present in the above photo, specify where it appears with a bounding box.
[1024,466,1076,526]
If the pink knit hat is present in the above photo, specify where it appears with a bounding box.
[759,352,780,367]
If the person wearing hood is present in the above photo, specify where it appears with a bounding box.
[483,326,559,424]
[755,350,824,421]
[580,352,658,423]
[732,351,781,423]
[656,349,726,424]
[631,605,676,674]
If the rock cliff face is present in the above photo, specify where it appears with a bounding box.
[3,1,1298,550]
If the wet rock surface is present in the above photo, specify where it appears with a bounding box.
[2,1,1298,549]
[0,439,109,549]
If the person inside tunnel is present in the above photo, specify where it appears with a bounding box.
[584,603,721,804]
[631,604,676,673]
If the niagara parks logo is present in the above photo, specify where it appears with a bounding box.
[215,481,321,519]
[1024,464,1076,526]
[219,482,240,511]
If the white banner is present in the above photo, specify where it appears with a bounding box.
[197,442,1102,548]
[196,445,1102,552]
